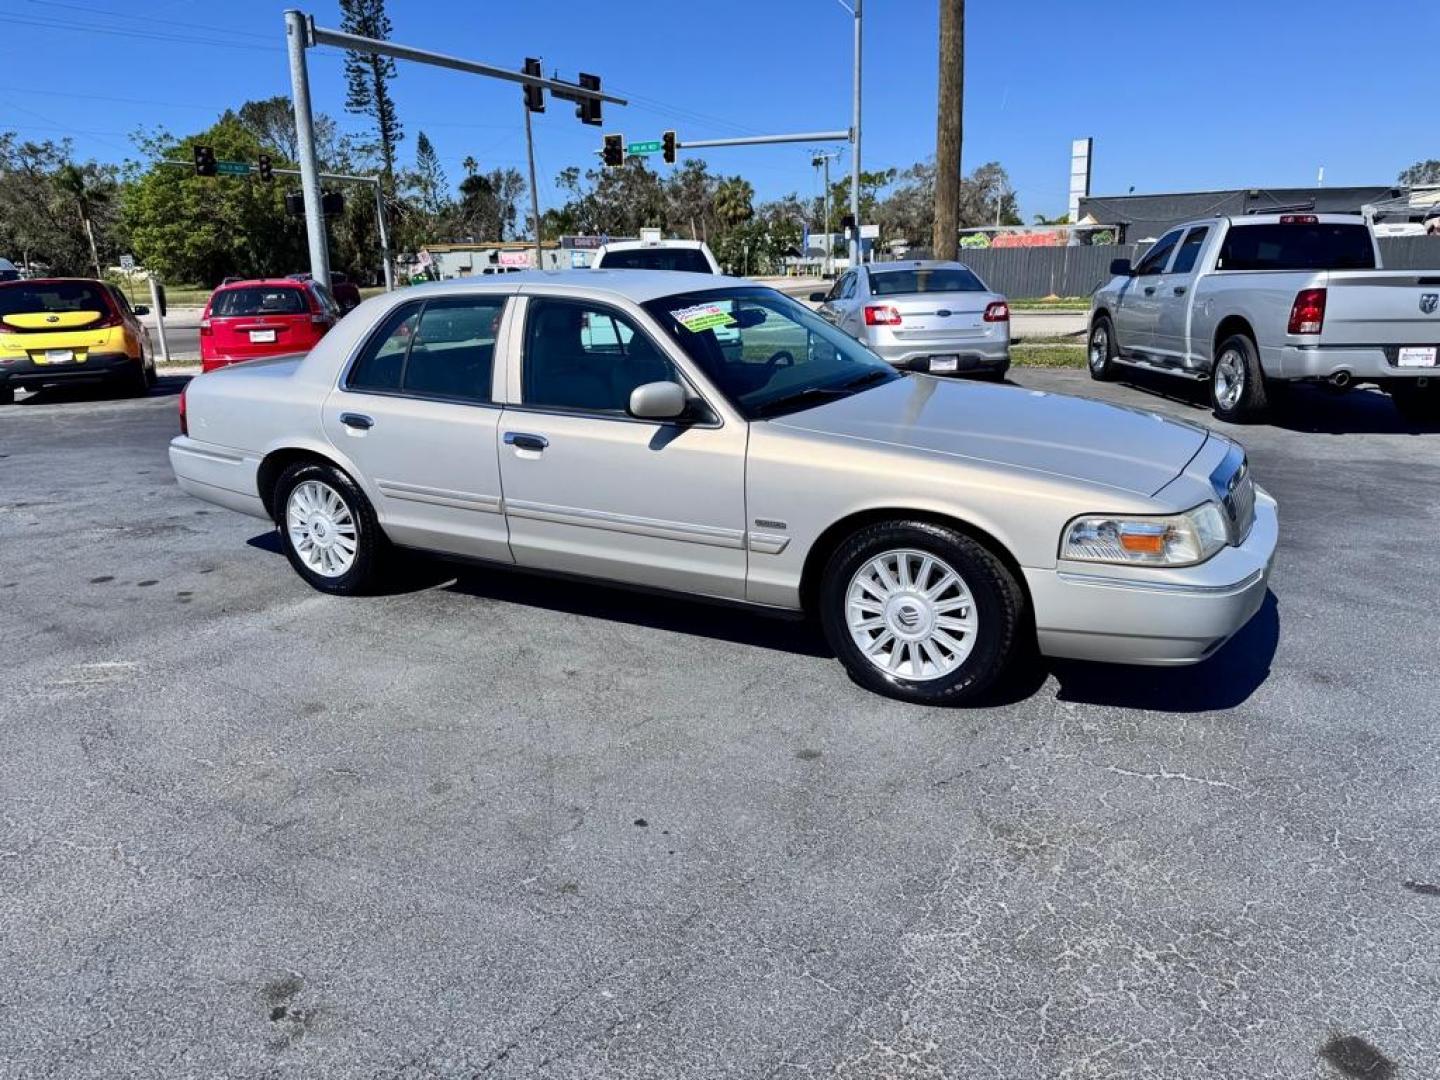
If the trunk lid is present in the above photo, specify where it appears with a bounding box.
[882,291,996,340]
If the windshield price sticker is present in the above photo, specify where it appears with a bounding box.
[670,303,736,333]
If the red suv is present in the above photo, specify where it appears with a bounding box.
[200,279,338,373]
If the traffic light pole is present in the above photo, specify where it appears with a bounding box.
[677,131,849,150]
[283,9,623,285]
[523,102,543,269]
[285,9,330,288]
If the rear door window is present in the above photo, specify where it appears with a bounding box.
[597,247,713,273]
[1217,223,1377,271]
[347,303,422,393]
[402,297,506,403]
[1169,227,1210,275]
[869,266,986,295]
[211,286,307,317]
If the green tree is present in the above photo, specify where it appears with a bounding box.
[122,118,306,284]
[341,0,402,192]
[454,167,526,241]
[714,176,755,229]
[413,131,448,218]
[1399,160,1440,186]
[0,135,120,276]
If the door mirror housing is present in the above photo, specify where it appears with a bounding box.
[628,380,689,421]
[808,291,829,302]
[1109,258,1134,277]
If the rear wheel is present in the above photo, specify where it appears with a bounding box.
[1390,381,1440,425]
[274,461,387,595]
[819,521,1026,705]
[1088,317,1117,381]
[1210,333,1270,423]
[0,385,13,405]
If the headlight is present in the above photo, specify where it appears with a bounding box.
[1060,502,1229,567]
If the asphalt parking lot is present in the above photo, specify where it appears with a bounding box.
[2,369,1438,1079]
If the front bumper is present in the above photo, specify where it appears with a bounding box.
[1268,342,1440,382]
[1025,488,1278,666]
[0,350,140,387]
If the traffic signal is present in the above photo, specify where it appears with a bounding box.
[841,213,856,234]
[284,192,305,217]
[321,191,345,217]
[193,144,216,177]
[662,130,677,165]
[523,57,545,113]
[257,154,274,183]
[576,72,601,125]
[602,134,624,169]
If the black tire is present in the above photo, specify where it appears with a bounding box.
[0,384,13,405]
[143,358,157,390]
[273,460,387,595]
[969,364,1011,383]
[1390,382,1440,425]
[1209,333,1270,423]
[120,361,149,398]
[1087,316,1118,381]
[818,520,1026,705]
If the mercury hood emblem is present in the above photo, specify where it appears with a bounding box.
[1421,294,1438,315]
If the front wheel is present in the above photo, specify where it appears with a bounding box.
[274,461,387,595]
[1088,317,1117,381]
[819,521,1026,705]
[1210,333,1271,423]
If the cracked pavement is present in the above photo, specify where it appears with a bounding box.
[1,370,1437,1078]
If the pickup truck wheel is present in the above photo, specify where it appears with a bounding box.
[274,461,386,595]
[819,521,1025,705]
[1210,334,1269,423]
[1390,382,1440,425]
[1088,317,1117,381]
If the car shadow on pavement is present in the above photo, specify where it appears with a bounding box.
[14,374,188,405]
[1112,368,1437,436]
[1046,590,1280,712]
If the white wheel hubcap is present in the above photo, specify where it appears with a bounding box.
[286,479,358,578]
[845,549,979,682]
[1214,349,1245,409]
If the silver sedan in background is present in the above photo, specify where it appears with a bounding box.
[812,260,1010,379]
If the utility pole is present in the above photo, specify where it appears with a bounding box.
[849,0,863,267]
[933,0,964,260]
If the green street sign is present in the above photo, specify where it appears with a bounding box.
[627,140,662,156]
[216,160,252,176]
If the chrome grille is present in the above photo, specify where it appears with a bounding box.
[1209,444,1255,543]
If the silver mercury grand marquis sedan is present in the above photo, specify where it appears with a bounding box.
[170,270,1277,704]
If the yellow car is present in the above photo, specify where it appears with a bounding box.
[0,278,156,403]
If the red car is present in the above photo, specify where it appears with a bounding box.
[200,278,339,373]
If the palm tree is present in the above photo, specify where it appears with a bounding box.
[462,155,477,177]
[714,177,755,229]
[54,164,108,278]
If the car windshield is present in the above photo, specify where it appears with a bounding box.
[642,286,901,420]
[0,281,109,316]
[211,287,307,317]
[869,265,985,295]
[600,247,712,273]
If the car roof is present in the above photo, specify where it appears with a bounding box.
[214,278,312,290]
[0,276,108,287]
[398,268,755,304]
[596,239,708,253]
[867,260,976,272]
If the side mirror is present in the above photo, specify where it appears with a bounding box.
[133,305,150,316]
[808,291,828,302]
[628,380,689,421]
[1109,258,1133,277]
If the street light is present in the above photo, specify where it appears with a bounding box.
[835,0,862,267]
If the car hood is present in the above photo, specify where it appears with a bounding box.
[769,376,1209,496]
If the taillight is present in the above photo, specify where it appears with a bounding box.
[983,301,1010,323]
[1280,214,1319,225]
[199,318,212,336]
[864,304,902,326]
[178,384,188,436]
[1288,288,1327,335]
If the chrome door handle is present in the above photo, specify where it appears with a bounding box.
[1173,285,1188,295]
[340,412,374,430]
[504,432,549,452]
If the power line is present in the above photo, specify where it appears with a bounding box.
[20,0,275,42]
[0,11,281,52]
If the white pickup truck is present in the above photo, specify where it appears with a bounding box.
[1088,213,1440,422]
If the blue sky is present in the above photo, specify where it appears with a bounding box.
[4,0,1439,219]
